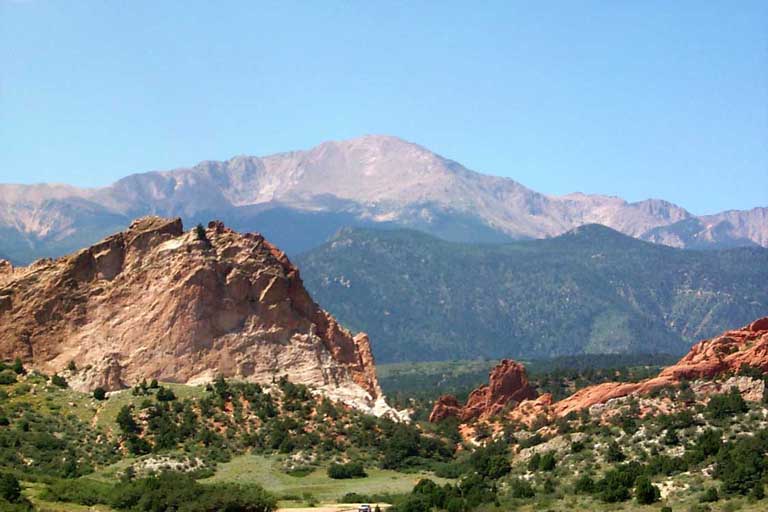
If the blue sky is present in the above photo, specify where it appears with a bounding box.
[1,1,766,215]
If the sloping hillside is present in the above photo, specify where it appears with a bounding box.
[296,225,768,362]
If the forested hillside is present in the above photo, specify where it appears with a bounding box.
[297,225,768,362]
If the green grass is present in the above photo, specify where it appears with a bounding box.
[2,374,99,424]
[24,482,113,512]
[203,454,453,502]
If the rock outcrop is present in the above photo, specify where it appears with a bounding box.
[432,318,768,428]
[552,316,768,417]
[428,359,537,422]
[429,395,463,423]
[0,216,399,417]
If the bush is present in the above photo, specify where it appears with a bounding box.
[116,406,140,434]
[93,387,107,401]
[12,358,25,375]
[0,472,22,502]
[41,478,111,506]
[700,487,719,502]
[195,224,209,242]
[0,370,17,385]
[509,478,535,498]
[470,442,510,479]
[715,435,767,495]
[574,474,595,494]
[605,441,626,462]
[156,387,176,402]
[635,476,660,504]
[596,465,640,503]
[539,451,556,471]
[707,388,748,419]
[46,472,276,512]
[51,374,68,388]
[327,462,367,479]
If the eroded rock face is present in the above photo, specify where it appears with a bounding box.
[434,318,768,430]
[429,395,463,423]
[429,359,537,422]
[0,216,394,416]
[550,317,768,419]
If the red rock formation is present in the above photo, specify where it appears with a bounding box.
[435,318,768,429]
[429,395,463,423]
[429,359,537,422]
[551,317,768,418]
[0,217,393,415]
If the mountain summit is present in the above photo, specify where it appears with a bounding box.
[1,135,765,263]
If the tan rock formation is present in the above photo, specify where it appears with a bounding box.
[0,216,398,417]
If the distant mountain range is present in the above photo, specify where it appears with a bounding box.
[1,135,766,264]
[295,225,768,362]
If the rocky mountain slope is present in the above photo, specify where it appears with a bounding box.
[430,317,768,427]
[296,225,768,362]
[1,135,765,264]
[0,216,398,417]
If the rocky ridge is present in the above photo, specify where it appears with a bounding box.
[430,317,768,426]
[0,216,401,418]
[1,136,765,264]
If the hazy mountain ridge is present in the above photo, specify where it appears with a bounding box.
[295,225,768,363]
[1,135,765,263]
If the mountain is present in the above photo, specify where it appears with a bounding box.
[1,135,766,264]
[0,216,400,417]
[295,225,768,362]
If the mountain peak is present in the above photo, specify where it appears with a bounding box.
[557,223,633,240]
[1,136,766,265]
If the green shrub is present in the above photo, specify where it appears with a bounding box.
[574,474,595,494]
[12,359,25,375]
[50,374,68,388]
[539,451,556,471]
[715,435,767,495]
[635,475,660,504]
[707,388,748,419]
[605,441,626,462]
[0,370,17,385]
[93,387,106,400]
[156,386,176,402]
[41,478,111,506]
[0,472,22,502]
[46,472,276,512]
[509,478,535,498]
[327,462,367,479]
[700,487,719,502]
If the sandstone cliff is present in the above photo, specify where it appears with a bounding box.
[430,317,768,427]
[552,316,768,417]
[429,359,537,422]
[0,216,399,417]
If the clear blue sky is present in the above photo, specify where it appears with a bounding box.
[1,1,766,215]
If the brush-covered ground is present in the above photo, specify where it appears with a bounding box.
[1,358,768,512]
